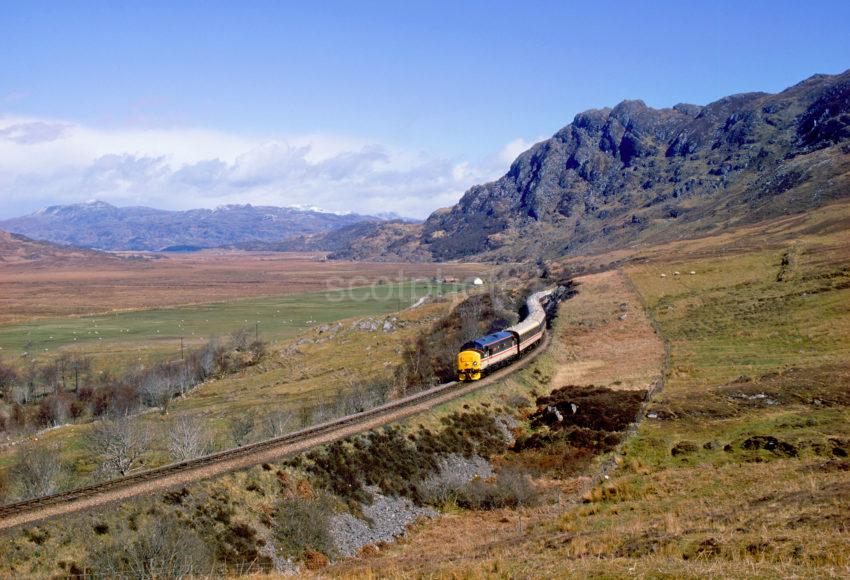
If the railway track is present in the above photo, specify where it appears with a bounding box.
[0,329,553,533]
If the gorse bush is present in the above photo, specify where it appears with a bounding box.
[89,515,212,579]
[274,494,337,559]
[290,411,509,506]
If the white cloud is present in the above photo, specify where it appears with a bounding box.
[0,114,535,219]
[496,137,540,165]
[0,121,69,145]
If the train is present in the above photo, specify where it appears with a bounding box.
[457,288,553,381]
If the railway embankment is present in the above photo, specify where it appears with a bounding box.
[0,284,572,575]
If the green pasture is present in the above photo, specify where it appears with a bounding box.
[0,280,467,360]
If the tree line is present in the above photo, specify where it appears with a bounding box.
[0,375,393,504]
[0,328,267,435]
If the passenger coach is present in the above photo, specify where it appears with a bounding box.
[456,289,551,381]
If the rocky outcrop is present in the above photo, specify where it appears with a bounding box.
[336,69,850,263]
[420,69,850,261]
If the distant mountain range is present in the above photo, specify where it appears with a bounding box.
[327,68,850,262]
[0,202,408,251]
[5,69,848,261]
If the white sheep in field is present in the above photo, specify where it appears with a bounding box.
[689,271,696,275]
[660,273,667,278]
[673,271,680,276]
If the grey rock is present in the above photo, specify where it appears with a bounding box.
[417,455,495,504]
[329,70,850,263]
[330,487,437,557]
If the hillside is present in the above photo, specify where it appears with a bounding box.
[326,198,850,577]
[0,229,119,265]
[343,69,850,262]
[265,220,429,261]
[0,201,382,251]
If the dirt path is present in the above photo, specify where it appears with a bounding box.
[552,270,663,391]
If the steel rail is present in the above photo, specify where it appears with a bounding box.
[0,292,556,532]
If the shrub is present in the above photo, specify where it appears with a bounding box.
[274,494,337,559]
[248,339,267,362]
[88,515,212,579]
[671,440,700,457]
[229,413,256,447]
[294,411,509,506]
[0,469,9,505]
[215,521,273,572]
[506,394,532,409]
[451,468,538,510]
[10,444,66,500]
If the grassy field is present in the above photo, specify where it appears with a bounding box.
[0,295,462,476]
[0,280,467,364]
[324,201,850,577]
[0,249,483,324]
[1,203,848,577]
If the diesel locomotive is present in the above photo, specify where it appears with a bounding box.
[457,289,552,381]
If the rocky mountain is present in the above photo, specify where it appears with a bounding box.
[347,69,850,262]
[0,201,383,251]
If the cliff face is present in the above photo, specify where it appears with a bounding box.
[418,69,850,261]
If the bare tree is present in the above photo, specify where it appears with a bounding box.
[199,336,221,378]
[342,378,391,414]
[175,364,194,397]
[86,419,153,477]
[297,405,314,429]
[141,371,173,415]
[262,409,293,439]
[230,327,251,351]
[11,444,65,500]
[56,352,72,391]
[167,414,210,462]
[0,358,18,400]
[39,393,72,427]
[8,385,28,406]
[69,355,92,392]
[39,362,61,395]
[229,412,255,447]
[23,360,38,402]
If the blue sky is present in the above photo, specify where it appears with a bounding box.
[1,0,848,218]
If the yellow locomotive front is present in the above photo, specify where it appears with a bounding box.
[457,350,482,381]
